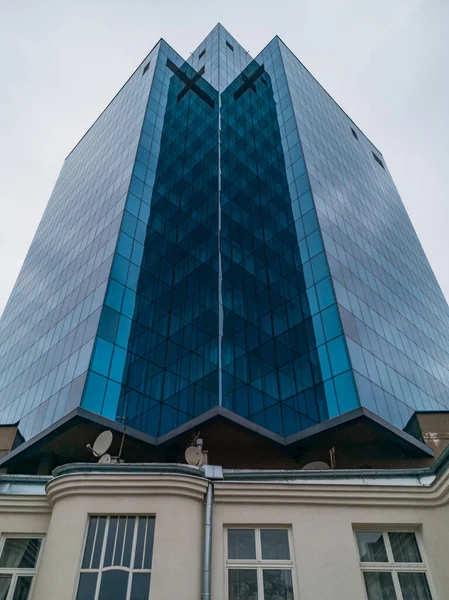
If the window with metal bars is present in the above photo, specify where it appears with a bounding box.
[76,516,155,600]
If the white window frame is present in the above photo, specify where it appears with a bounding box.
[354,528,435,600]
[0,534,44,600]
[224,526,296,600]
[75,515,155,600]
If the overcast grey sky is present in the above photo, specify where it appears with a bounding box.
[0,0,448,317]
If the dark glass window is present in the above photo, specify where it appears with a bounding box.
[389,533,422,563]
[142,63,150,75]
[0,537,43,600]
[372,151,385,169]
[351,127,358,140]
[98,571,128,600]
[227,528,294,600]
[398,572,432,600]
[228,570,257,599]
[363,572,397,599]
[356,532,388,562]
[0,539,42,569]
[356,531,433,599]
[261,530,290,560]
[228,530,256,560]
[226,40,234,51]
[11,576,33,600]
[76,516,155,600]
[263,570,294,600]
[76,574,97,600]
[199,49,206,59]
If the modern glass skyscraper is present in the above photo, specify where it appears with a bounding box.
[1,24,449,448]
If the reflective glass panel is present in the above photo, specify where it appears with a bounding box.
[398,572,432,600]
[228,530,256,560]
[75,573,97,600]
[356,532,388,563]
[130,573,151,600]
[11,576,33,600]
[388,533,422,563]
[363,572,397,600]
[261,530,290,560]
[0,577,11,600]
[228,569,257,600]
[98,570,128,600]
[0,539,41,569]
[263,570,294,600]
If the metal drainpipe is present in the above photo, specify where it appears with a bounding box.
[202,481,213,600]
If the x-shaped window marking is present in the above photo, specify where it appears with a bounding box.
[166,59,215,108]
[234,64,266,101]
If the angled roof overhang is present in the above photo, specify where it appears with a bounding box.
[0,405,433,474]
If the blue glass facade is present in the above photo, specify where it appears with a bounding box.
[0,41,164,440]
[220,59,331,436]
[109,58,219,435]
[274,39,449,429]
[1,25,449,443]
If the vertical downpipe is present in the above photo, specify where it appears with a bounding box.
[202,482,213,600]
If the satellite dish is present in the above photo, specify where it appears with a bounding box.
[92,430,113,458]
[98,453,112,464]
[302,461,331,470]
[185,445,203,467]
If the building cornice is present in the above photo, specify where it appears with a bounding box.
[5,458,449,511]
[0,494,51,514]
[46,469,208,506]
[214,467,449,507]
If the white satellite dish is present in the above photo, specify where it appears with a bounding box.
[302,461,331,470]
[91,430,113,458]
[185,445,204,467]
[98,453,112,464]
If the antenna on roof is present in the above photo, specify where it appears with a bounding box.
[86,416,128,464]
[115,415,128,463]
[185,432,208,467]
[87,430,113,462]
[301,461,331,470]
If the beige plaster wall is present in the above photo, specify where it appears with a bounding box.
[0,511,50,538]
[212,500,449,600]
[4,474,449,600]
[32,478,207,600]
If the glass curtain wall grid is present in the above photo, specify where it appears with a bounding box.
[0,40,165,441]
[1,26,449,445]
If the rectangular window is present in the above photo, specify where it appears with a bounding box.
[226,527,295,599]
[76,516,155,600]
[355,530,433,599]
[226,41,234,51]
[372,151,385,169]
[199,49,206,59]
[0,536,43,600]
[351,127,358,140]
